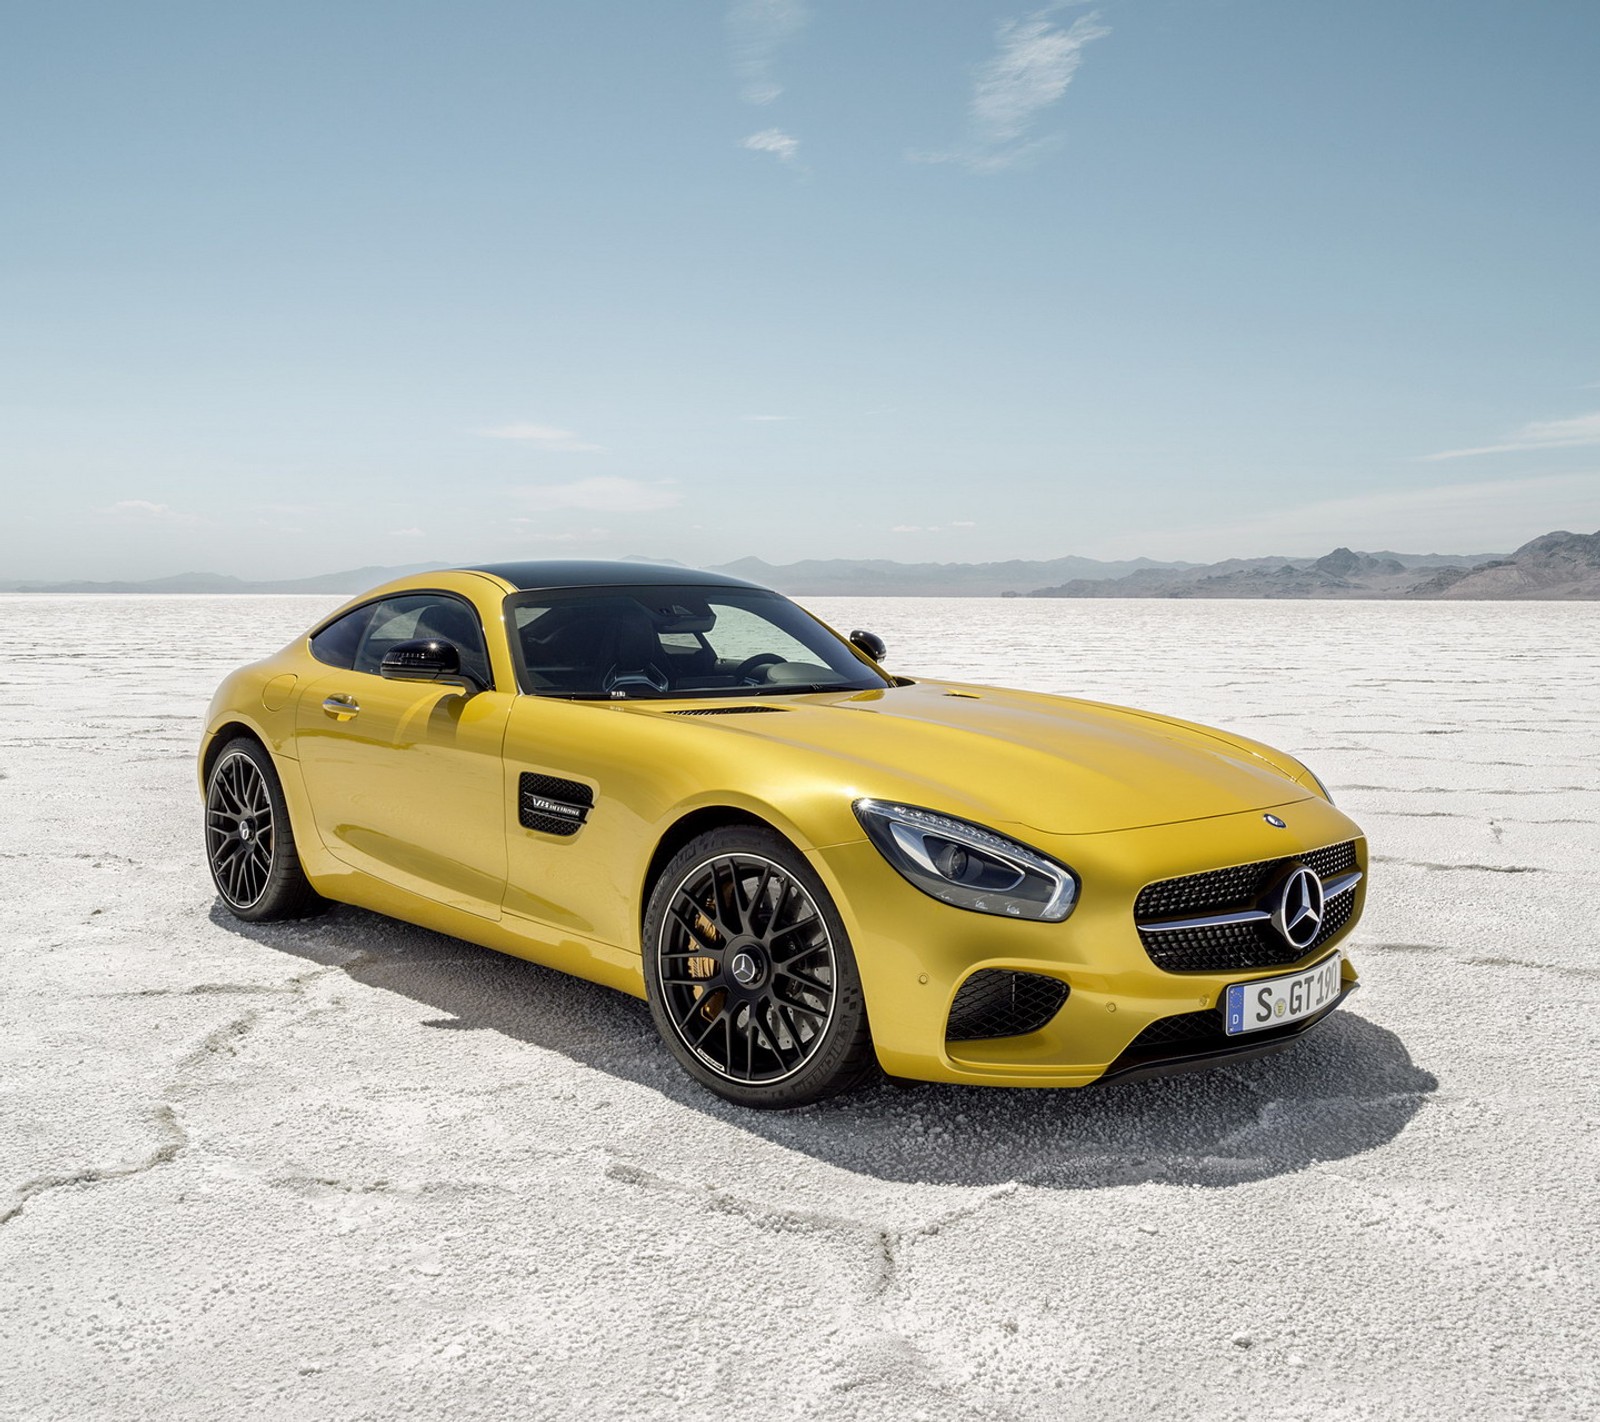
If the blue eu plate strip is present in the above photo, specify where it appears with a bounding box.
[1225,985,1245,1034]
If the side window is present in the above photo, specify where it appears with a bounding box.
[350,594,493,687]
[309,605,375,669]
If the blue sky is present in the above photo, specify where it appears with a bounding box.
[4,0,1598,579]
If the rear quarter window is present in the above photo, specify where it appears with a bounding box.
[309,605,375,669]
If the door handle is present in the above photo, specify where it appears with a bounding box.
[322,695,360,718]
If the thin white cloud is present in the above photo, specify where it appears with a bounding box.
[741,128,800,164]
[1420,411,1600,461]
[99,499,203,526]
[516,478,681,514]
[950,520,978,528]
[914,4,1110,173]
[727,0,809,105]
[477,422,603,452]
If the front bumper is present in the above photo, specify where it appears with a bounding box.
[1093,982,1358,1087]
[807,795,1366,1087]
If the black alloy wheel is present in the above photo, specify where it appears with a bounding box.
[643,826,876,1107]
[204,736,325,922]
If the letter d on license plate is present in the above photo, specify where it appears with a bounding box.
[1225,952,1342,1036]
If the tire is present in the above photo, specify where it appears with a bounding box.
[642,825,877,1108]
[204,736,327,922]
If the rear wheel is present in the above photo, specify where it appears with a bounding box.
[643,826,877,1108]
[204,737,326,921]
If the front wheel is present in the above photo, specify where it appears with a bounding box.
[204,736,326,922]
[642,826,877,1108]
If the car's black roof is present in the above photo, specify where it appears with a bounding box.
[467,560,766,593]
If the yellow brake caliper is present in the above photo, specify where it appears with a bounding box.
[688,906,723,1020]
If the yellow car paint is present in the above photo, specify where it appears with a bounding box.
[201,565,1366,1088]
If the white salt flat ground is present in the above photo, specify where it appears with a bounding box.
[0,594,1596,1421]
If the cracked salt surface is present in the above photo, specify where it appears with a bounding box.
[0,595,1596,1420]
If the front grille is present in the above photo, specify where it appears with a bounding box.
[945,970,1069,1042]
[1134,841,1358,974]
[518,773,594,837]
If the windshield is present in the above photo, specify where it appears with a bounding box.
[504,584,891,699]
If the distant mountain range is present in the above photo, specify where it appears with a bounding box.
[0,554,1202,597]
[707,554,1191,597]
[1403,529,1600,599]
[1026,530,1600,600]
[3,530,1596,598]
[0,563,452,595]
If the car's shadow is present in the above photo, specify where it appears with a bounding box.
[214,903,1438,1190]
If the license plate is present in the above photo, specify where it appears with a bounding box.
[1224,952,1343,1036]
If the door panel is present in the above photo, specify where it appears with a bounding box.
[294,671,513,917]
[499,697,659,946]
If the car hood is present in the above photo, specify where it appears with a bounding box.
[644,679,1316,836]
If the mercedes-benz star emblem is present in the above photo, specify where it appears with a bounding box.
[1270,865,1325,950]
[729,951,759,986]
[1263,813,1287,829]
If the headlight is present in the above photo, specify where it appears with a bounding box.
[1302,766,1336,804]
[853,800,1078,922]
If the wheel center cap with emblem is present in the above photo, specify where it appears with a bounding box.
[1270,865,1325,950]
[728,948,762,986]
[239,822,253,841]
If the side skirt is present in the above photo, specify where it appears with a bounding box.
[306,860,647,1000]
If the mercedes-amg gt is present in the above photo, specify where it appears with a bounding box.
[199,561,1366,1106]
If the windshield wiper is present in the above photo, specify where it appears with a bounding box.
[534,681,878,701]
[748,682,859,696]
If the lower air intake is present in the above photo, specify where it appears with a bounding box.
[946,970,1069,1042]
[1115,996,1342,1064]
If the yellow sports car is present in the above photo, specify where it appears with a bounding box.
[200,561,1366,1107]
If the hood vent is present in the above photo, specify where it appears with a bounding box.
[669,705,788,716]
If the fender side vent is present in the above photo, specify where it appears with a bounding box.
[668,706,788,716]
[946,970,1069,1042]
[519,773,594,837]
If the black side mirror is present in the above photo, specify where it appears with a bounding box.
[380,638,478,690]
[850,629,887,663]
